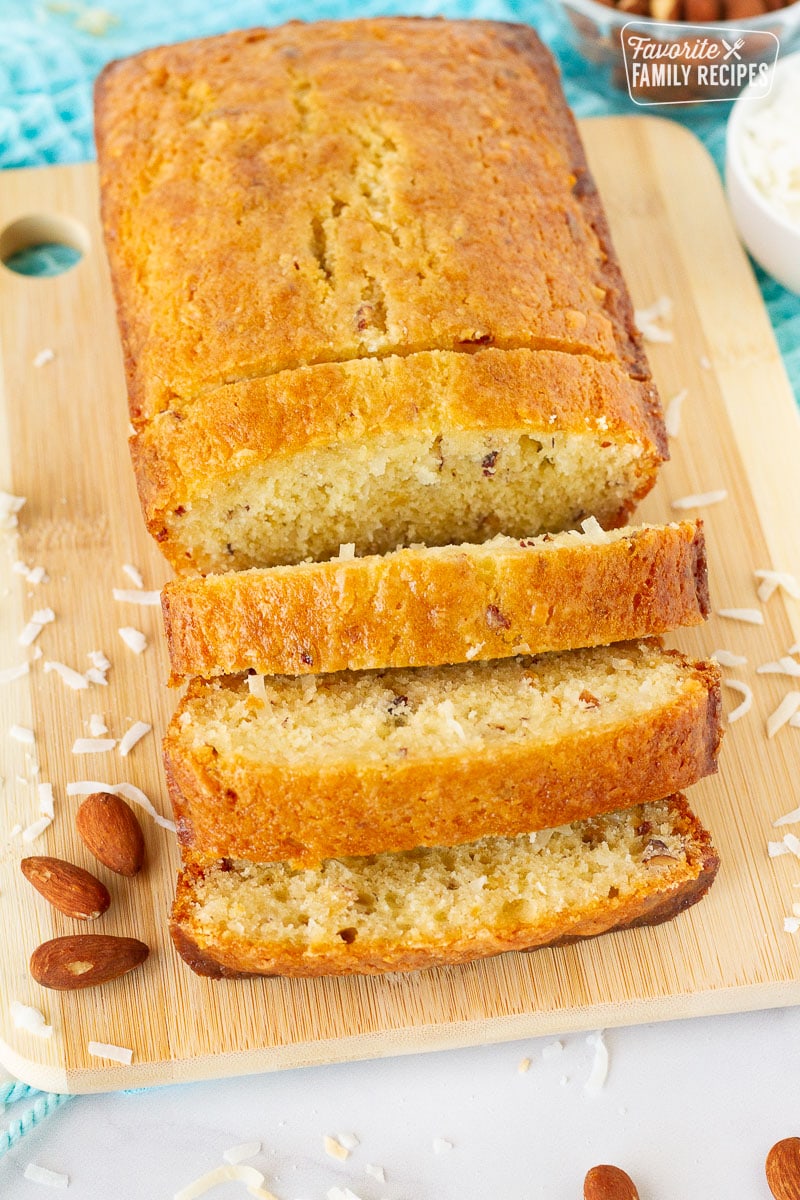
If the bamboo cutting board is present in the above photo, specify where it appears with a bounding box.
[1,116,799,1095]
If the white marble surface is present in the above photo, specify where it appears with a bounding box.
[2,1003,798,1199]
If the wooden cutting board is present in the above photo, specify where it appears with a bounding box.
[1,115,799,1095]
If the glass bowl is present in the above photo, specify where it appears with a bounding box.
[551,0,800,100]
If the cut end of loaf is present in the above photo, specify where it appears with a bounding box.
[169,795,719,978]
[142,425,659,575]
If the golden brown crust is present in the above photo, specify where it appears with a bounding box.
[163,652,723,865]
[95,19,656,416]
[168,794,719,978]
[162,521,709,681]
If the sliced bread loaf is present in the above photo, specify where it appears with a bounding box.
[164,641,722,866]
[170,794,719,978]
[162,520,708,682]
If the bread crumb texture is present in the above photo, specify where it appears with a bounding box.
[170,795,719,976]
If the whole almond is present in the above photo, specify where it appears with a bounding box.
[30,934,149,990]
[76,792,145,876]
[21,856,110,920]
[584,1164,640,1200]
[766,1138,800,1200]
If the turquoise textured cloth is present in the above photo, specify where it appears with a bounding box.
[0,0,797,1155]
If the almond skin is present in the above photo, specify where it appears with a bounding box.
[21,856,110,921]
[584,1165,640,1200]
[766,1138,800,1200]
[75,792,145,877]
[30,934,149,990]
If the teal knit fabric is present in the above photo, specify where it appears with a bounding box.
[0,0,797,1156]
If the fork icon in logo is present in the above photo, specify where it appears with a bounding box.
[723,37,745,60]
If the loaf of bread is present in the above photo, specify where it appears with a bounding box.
[162,520,709,681]
[95,19,665,575]
[164,641,721,865]
[170,794,719,978]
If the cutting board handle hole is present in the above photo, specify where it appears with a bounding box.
[0,214,90,278]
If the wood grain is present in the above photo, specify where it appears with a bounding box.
[0,117,799,1094]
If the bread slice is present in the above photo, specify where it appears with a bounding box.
[162,520,709,682]
[164,641,722,866]
[96,20,665,574]
[169,794,719,978]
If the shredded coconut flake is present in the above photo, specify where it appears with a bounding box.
[10,724,34,745]
[173,1163,276,1200]
[87,1040,133,1065]
[18,622,43,647]
[717,608,764,626]
[85,669,109,687]
[712,649,748,667]
[784,917,800,934]
[10,1001,53,1039]
[118,721,151,757]
[44,661,88,690]
[66,781,177,832]
[18,610,55,647]
[758,658,800,677]
[436,698,467,742]
[0,662,30,684]
[22,816,52,844]
[767,692,800,738]
[13,561,49,585]
[517,1057,532,1074]
[336,542,356,561]
[671,490,727,510]
[725,680,753,723]
[113,782,177,833]
[89,714,108,737]
[121,563,144,589]
[222,1142,261,1166]
[782,833,800,858]
[584,1030,609,1095]
[636,295,673,324]
[72,738,116,754]
[336,1133,359,1152]
[33,347,55,367]
[118,627,147,654]
[247,675,267,701]
[113,588,160,606]
[664,388,688,438]
[769,840,792,858]
[791,713,800,728]
[755,569,800,603]
[774,805,800,827]
[0,492,26,531]
[23,1163,68,1189]
[88,650,111,671]
[579,516,607,541]
[38,783,54,818]
[324,1135,350,1161]
[365,1164,386,1182]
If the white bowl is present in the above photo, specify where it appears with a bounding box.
[725,50,800,295]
